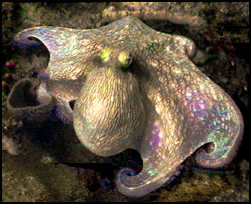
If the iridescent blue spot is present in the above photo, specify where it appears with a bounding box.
[36,28,50,35]
[176,58,186,64]
[82,32,90,38]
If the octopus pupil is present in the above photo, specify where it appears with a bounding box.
[69,100,75,110]
[204,142,215,153]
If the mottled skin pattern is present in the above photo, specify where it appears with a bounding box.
[7,16,244,197]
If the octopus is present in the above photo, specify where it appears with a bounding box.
[7,16,244,197]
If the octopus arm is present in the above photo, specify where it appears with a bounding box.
[115,113,189,197]
[13,26,90,80]
[151,51,244,169]
[116,49,245,196]
[194,86,244,168]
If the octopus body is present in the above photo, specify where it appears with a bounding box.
[7,16,244,197]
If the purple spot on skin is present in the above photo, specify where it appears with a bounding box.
[149,136,160,149]
[184,88,209,120]
[149,121,163,149]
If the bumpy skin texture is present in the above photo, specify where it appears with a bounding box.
[8,16,244,197]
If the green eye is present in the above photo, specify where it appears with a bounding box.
[118,51,132,70]
[100,48,111,63]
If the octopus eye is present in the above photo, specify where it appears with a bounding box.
[118,51,132,71]
[99,48,112,63]
[69,100,76,110]
[201,142,215,154]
